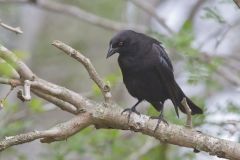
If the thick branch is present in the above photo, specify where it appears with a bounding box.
[93,106,240,160]
[1,102,240,159]
[0,42,239,160]
[52,40,112,103]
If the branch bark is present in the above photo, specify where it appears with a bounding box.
[0,42,240,160]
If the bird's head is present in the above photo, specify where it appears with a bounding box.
[107,30,138,58]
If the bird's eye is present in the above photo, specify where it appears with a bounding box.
[118,41,124,46]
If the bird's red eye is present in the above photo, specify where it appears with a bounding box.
[118,41,124,46]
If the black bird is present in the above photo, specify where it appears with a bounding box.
[107,30,203,129]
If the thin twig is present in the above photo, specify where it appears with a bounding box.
[0,19,23,34]
[128,0,173,35]
[0,45,34,80]
[0,77,21,86]
[0,86,14,109]
[52,40,112,103]
[0,112,92,151]
[181,97,192,128]
[32,89,78,114]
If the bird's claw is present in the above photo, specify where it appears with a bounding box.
[121,108,140,124]
[121,108,140,115]
[150,115,168,133]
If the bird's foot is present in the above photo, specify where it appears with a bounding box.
[121,108,140,124]
[121,108,140,115]
[150,115,168,133]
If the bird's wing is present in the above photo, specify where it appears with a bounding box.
[152,43,174,80]
[153,43,173,70]
[152,43,180,117]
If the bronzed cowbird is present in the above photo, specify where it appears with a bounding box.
[107,30,202,129]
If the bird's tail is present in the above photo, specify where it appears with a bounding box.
[171,81,203,116]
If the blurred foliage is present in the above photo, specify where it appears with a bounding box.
[92,72,121,97]
[153,21,223,91]
[201,7,226,24]
[226,102,240,114]
[0,62,13,77]
[42,128,155,160]
[65,0,125,20]
[28,98,44,113]
[0,120,25,136]
[0,102,30,137]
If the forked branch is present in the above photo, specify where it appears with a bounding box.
[0,42,240,160]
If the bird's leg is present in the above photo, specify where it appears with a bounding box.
[150,102,168,133]
[121,100,142,123]
[151,111,168,133]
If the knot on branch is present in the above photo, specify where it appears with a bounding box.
[17,80,32,101]
[103,85,110,92]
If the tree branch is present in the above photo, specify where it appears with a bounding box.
[32,89,78,114]
[0,77,21,86]
[0,42,240,159]
[0,46,89,113]
[0,77,79,114]
[0,112,92,151]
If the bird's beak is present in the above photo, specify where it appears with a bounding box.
[107,45,118,58]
